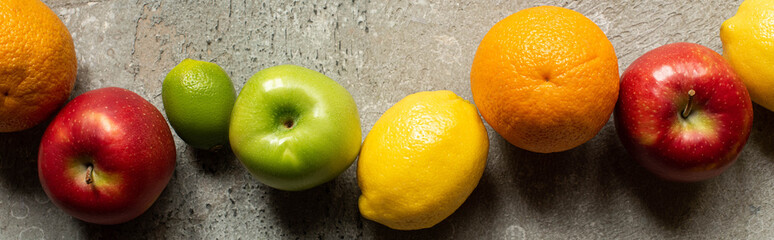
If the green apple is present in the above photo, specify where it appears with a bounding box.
[229,65,362,191]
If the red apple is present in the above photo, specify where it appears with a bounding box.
[615,42,753,182]
[38,87,176,224]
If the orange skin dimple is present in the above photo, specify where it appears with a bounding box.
[470,6,619,153]
[0,0,77,132]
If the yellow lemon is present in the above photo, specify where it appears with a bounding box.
[721,0,774,111]
[357,90,489,230]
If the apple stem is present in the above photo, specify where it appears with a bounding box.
[85,164,94,185]
[681,89,696,119]
[283,119,294,129]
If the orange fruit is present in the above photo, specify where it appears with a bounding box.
[470,6,619,153]
[0,0,77,132]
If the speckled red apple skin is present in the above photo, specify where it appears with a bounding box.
[615,42,753,182]
[38,87,176,224]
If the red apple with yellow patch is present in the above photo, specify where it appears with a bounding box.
[615,42,753,182]
[38,87,176,224]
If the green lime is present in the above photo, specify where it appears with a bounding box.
[162,59,236,150]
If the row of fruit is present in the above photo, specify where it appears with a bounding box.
[2,0,772,232]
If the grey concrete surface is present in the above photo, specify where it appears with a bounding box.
[1,0,769,239]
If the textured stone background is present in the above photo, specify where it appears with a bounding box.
[1,0,770,239]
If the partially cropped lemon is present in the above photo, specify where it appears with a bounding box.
[721,0,774,111]
[357,90,489,230]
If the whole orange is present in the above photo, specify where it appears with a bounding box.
[0,0,77,132]
[470,6,619,153]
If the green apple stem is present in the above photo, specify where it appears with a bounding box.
[681,89,696,119]
[85,164,94,185]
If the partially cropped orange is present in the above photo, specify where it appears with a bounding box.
[470,6,619,153]
[0,0,77,132]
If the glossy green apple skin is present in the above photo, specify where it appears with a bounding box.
[230,65,361,191]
